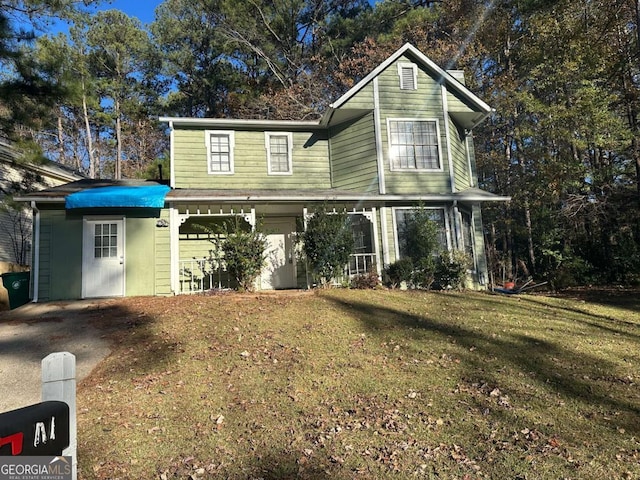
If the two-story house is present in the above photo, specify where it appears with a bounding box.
[17,43,509,302]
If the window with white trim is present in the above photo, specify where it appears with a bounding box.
[205,130,234,174]
[265,132,292,175]
[388,119,441,170]
[398,62,417,90]
[393,207,449,260]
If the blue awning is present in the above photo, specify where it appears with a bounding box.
[65,184,170,209]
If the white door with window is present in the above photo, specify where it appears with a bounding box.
[82,218,125,298]
[261,218,296,290]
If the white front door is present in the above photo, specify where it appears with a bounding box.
[82,218,125,298]
[261,218,296,290]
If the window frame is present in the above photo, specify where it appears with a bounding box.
[205,130,235,175]
[265,131,293,175]
[392,206,452,261]
[387,118,444,172]
[397,62,418,90]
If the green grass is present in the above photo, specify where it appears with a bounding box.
[77,289,640,479]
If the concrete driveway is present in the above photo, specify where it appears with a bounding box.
[0,300,114,413]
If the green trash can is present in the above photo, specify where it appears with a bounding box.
[1,271,31,310]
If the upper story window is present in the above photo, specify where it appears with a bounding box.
[265,132,293,175]
[398,62,417,90]
[205,130,234,174]
[388,119,442,171]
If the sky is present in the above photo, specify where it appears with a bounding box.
[96,0,163,25]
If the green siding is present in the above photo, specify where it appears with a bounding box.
[37,208,167,300]
[333,54,486,196]
[125,216,156,297]
[450,119,471,191]
[447,90,478,113]
[179,233,216,260]
[377,55,451,194]
[330,113,379,192]
[173,128,331,190]
[39,209,82,301]
[154,209,171,296]
[338,83,374,109]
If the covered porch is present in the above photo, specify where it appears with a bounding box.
[168,196,380,294]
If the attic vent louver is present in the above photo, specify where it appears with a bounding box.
[398,63,417,90]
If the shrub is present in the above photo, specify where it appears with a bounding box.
[434,250,471,290]
[351,269,381,289]
[221,221,268,292]
[412,256,437,290]
[401,207,441,263]
[196,217,267,292]
[384,258,414,288]
[301,207,354,286]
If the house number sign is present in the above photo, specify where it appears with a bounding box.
[0,401,69,456]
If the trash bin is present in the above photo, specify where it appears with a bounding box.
[1,271,30,310]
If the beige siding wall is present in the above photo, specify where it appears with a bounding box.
[173,128,331,189]
[330,113,379,192]
[0,162,76,265]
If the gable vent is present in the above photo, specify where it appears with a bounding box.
[399,63,417,90]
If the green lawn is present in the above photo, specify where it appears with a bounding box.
[77,289,640,479]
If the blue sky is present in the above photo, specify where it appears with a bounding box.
[97,0,162,25]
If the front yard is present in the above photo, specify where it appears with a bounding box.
[77,289,640,479]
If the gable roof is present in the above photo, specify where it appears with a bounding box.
[321,43,493,130]
[0,139,85,184]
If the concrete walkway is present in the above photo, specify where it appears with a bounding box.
[0,300,114,413]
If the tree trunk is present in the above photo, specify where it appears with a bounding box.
[56,111,65,166]
[115,97,122,180]
[81,79,96,179]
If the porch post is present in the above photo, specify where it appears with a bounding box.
[371,207,382,277]
[380,207,390,266]
[169,205,179,294]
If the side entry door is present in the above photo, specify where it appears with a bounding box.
[82,218,125,298]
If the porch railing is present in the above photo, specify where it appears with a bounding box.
[345,252,377,277]
[179,252,378,294]
[178,257,230,294]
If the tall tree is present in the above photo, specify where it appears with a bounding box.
[85,10,160,179]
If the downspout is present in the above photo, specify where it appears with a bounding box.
[380,208,390,266]
[169,121,175,188]
[452,200,462,251]
[31,201,40,303]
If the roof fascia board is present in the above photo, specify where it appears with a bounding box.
[167,193,511,202]
[17,193,511,203]
[159,116,323,130]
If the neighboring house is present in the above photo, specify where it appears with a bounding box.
[17,43,509,302]
[0,141,84,266]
